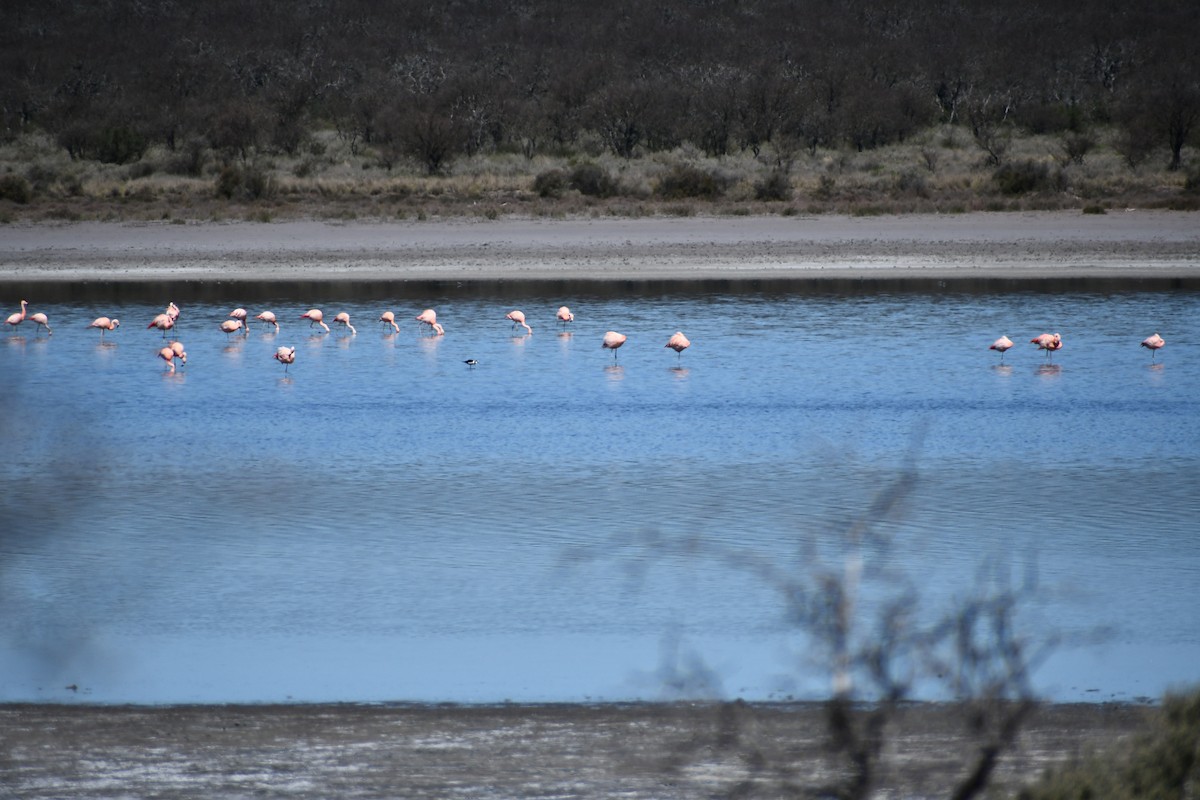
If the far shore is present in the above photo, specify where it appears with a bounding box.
[1,212,1198,292]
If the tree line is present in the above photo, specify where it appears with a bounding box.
[1,0,1197,174]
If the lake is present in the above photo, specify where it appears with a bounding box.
[2,284,1198,704]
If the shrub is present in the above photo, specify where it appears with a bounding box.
[993,160,1066,195]
[95,126,147,164]
[0,174,32,204]
[166,138,209,177]
[655,164,726,200]
[755,169,794,201]
[1184,166,1200,195]
[568,162,620,197]
[533,168,568,198]
[215,163,275,200]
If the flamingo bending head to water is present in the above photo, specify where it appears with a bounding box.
[415,309,438,331]
[506,310,532,335]
[334,312,357,336]
[379,311,400,333]
[556,306,575,325]
[89,317,120,337]
[301,309,330,333]
[169,340,187,364]
[255,311,279,331]
[602,331,627,359]
[29,312,52,335]
[5,300,27,329]
[220,319,244,337]
[229,308,248,329]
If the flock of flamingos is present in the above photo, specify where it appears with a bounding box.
[3,298,694,373]
[5,298,1168,372]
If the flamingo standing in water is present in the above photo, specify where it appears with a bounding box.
[274,346,296,372]
[602,331,627,359]
[334,312,357,335]
[89,317,120,337]
[219,319,244,337]
[556,306,575,325]
[1141,333,1165,360]
[1031,332,1062,359]
[166,302,180,322]
[301,309,330,333]
[148,312,175,337]
[379,311,400,333]
[229,308,249,329]
[255,311,279,331]
[989,335,1014,363]
[169,340,187,364]
[665,331,690,360]
[158,344,185,372]
[29,311,52,335]
[5,300,27,330]
[415,309,438,332]
[506,310,532,335]
[430,322,445,336]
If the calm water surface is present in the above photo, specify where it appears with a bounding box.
[2,287,1198,704]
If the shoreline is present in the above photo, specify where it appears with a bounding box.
[1,211,1198,289]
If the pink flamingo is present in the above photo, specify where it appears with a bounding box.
[148,312,175,337]
[229,308,249,332]
[274,346,296,372]
[29,311,52,335]
[334,312,357,335]
[301,309,330,333]
[556,306,575,325]
[1030,332,1062,359]
[665,331,690,359]
[602,330,627,359]
[5,299,27,329]
[158,346,181,373]
[255,311,279,331]
[169,340,187,364]
[166,302,180,321]
[506,309,532,335]
[1141,333,1165,361]
[89,316,120,337]
[430,322,444,336]
[379,311,400,333]
[415,309,438,332]
[989,335,1014,363]
[219,319,244,337]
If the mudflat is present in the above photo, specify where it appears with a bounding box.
[0,701,1153,798]
[1,211,1198,285]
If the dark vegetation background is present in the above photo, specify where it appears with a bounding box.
[1,0,1198,219]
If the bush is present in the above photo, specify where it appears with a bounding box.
[755,169,794,201]
[95,126,147,164]
[533,168,568,198]
[993,160,1066,195]
[0,174,32,204]
[655,164,727,200]
[215,163,276,200]
[166,138,209,177]
[568,162,620,197]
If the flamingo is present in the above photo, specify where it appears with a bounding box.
[301,309,330,333]
[415,309,438,331]
[602,330,627,359]
[989,335,1014,363]
[219,319,244,337]
[228,308,249,334]
[165,302,180,321]
[148,312,175,337]
[5,299,27,329]
[255,311,279,331]
[556,306,575,325]
[158,346,180,373]
[1031,332,1062,359]
[169,340,187,364]
[665,331,690,359]
[89,317,120,337]
[430,322,444,336]
[334,312,357,336]
[506,310,532,335]
[274,346,296,372]
[379,311,400,333]
[29,312,52,335]
[1141,333,1165,360]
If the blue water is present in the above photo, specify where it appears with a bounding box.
[2,289,1199,704]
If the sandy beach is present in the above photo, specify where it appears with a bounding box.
[1,211,1198,288]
